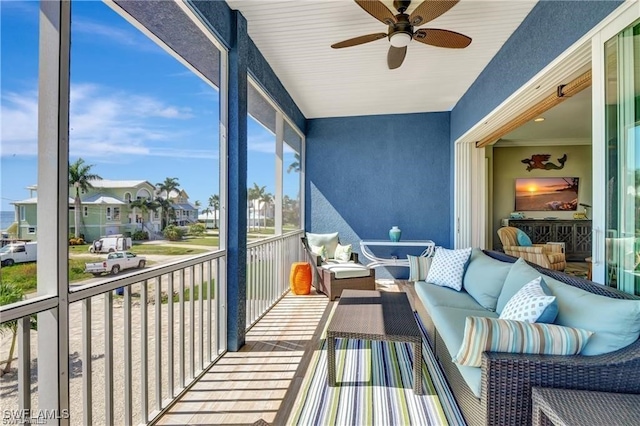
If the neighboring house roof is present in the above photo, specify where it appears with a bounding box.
[12,197,75,205]
[13,195,124,205]
[87,179,153,189]
[82,194,126,205]
[173,203,196,210]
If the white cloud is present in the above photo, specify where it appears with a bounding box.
[71,18,160,54]
[248,133,276,153]
[0,83,215,160]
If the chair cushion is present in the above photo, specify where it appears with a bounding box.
[306,232,340,259]
[426,247,472,291]
[309,244,327,261]
[321,263,370,279]
[499,276,558,323]
[407,255,432,281]
[463,248,512,311]
[453,316,593,367]
[334,243,352,261]
[516,229,533,246]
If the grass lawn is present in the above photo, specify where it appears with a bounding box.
[173,237,220,247]
[1,257,104,293]
[129,243,208,256]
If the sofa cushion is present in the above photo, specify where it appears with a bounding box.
[429,306,498,398]
[321,262,370,279]
[499,276,558,323]
[334,243,352,261]
[496,257,538,314]
[426,247,472,291]
[306,232,340,259]
[453,317,593,368]
[463,248,512,311]
[408,255,432,281]
[415,281,487,311]
[496,257,640,355]
[544,279,640,356]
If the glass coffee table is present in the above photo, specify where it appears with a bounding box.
[326,289,423,394]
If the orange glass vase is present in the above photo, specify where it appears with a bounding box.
[290,262,312,295]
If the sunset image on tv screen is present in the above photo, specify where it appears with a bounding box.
[515,177,579,211]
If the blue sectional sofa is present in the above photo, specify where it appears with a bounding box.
[413,249,640,426]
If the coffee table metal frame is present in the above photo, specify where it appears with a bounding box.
[326,289,423,395]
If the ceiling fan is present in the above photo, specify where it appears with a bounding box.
[331,0,472,69]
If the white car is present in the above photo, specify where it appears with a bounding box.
[0,242,37,266]
[84,251,146,276]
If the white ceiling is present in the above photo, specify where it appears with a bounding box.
[226,0,538,119]
[499,88,592,143]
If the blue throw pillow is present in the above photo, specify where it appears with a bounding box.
[516,229,533,246]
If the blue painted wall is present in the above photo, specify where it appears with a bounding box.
[305,113,451,279]
[451,0,622,141]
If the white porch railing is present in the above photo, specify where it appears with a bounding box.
[246,230,305,328]
[0,231,305,425]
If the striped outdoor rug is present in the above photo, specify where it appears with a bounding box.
[287,308,466,425]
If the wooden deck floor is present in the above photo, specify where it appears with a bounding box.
[155,290,329,425]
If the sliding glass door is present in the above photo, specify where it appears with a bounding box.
[603,19,639,294]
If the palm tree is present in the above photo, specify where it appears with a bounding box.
[156,177,180,228]
[193,200,201,223]
[201,207,212,228]
[154,197,173,229]
[250,183,266,231]
[208,194,220,229]
[0,282,36,376]
[130,198,159,236]
[287,152,301,174]
[69,158,102,238]
[261,192,273,230]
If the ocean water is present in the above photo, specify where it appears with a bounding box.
[1,211,16,231]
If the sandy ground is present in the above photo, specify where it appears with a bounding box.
[0,261,222,425]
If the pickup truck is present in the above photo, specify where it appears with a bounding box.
[84,251,146,276]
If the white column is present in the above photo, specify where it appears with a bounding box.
[37,0,71,423]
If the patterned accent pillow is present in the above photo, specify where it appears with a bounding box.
[334,243,352,262]
[516,229,533,246]
[425,247,472,291]
[499,276,558,323]
[453,316,593,367]
[309,244,327,261]
[407,255,432,281]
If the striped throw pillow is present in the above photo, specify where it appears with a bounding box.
[407,255,432,281]
[452,316,593,367]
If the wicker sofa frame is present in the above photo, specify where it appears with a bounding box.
[413,250,640,426]
[301,237,375,300]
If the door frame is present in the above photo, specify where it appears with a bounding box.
[453,1,639,278]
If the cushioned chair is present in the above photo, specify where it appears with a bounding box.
[497,226,566,271]
[301,232,375,300]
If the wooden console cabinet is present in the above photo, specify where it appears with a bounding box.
[507,219,592,262]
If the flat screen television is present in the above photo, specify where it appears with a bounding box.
[514,177,579,211]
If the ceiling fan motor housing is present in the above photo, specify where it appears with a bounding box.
[388,14,413,40]
[393,0,412,14]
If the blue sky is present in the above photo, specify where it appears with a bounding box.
[1,0,300,211]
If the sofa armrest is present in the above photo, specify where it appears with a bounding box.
[481,340,640,425]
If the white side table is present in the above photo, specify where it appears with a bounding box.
[359,240,435,268]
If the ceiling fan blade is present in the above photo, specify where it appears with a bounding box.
[387,46,407,70]
[413,28,471,48]
[409,0,459,27]
[354,0,397,25]
[331,33,387,49]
